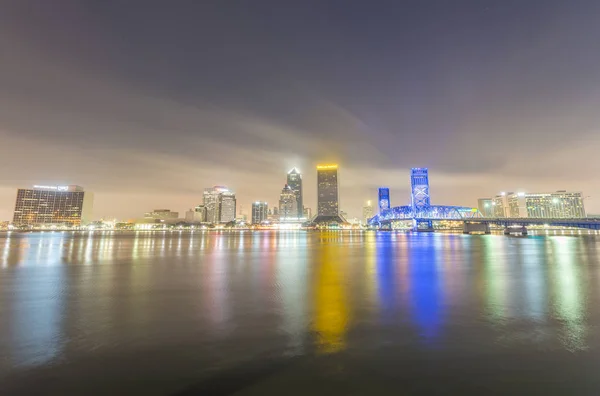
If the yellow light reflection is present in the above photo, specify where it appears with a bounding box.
[312,233,349,354]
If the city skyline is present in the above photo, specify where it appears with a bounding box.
[2,2,600,220]
[3,166,598,223]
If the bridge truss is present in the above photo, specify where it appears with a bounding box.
[368,205,481,226]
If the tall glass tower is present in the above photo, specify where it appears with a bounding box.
[312,164,345,224]
[410,168,430,210]
[317,164,339,216]
[286,168,303,218]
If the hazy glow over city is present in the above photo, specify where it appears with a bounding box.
[1,1,600,221]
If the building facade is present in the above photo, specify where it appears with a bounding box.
[316,164,339,216]
[220,191,236,223]
[203,186,236,224]
[507,191,585,218]
[194,204,207,222]
[252,202,268,224]
[287,168,303,218]
[144,209,179,219]
[13,185,93,227]
[279,184,298,220]
[492,194,509,217]
[477,198,494,217]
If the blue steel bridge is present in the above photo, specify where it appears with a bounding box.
[368,168,600,233]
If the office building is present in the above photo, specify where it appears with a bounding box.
[185,207,206,223]
[145,209,179,219]
[287,168,303,218]
[194,204,207,222]
[13,185,94,227]
[252,202,268,224]
[477,198,494,217]
[313,164,345,224]
[279,184,298,220]
[506,191,585,218]
[203,186,236,224]
[363,201,374,223]
[220,191,236,223]
[492,193,509,217]
[378,188,390,212]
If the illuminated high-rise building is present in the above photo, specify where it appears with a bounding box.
[203,186,236,224]
[378,188,390,212]
[13,185,94,227]
[251,202,268,224]
[279,184,298,220]
[287,168,303,218]
[194,204,207,222]
[220,191,236,223]
[313,164,345,224]
[506,191,585,218]
[492,193,509,217]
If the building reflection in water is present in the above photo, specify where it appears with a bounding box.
[375,232,396,321]
[407,234,445,342]
[482,236,510,324]
[520,239,547,321]
[7,234,66,367]
[312,232,349,354]
[276,232,308,355]
[549,237,587,351]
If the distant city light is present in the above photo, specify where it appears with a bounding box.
[316,164,338,170]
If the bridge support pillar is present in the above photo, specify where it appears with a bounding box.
[463,222,490,235]
[504,226,527,236]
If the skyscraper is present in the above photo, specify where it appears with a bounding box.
[220,191,236,223]
[363,201,374,224]
[194,204,207,222]
[287,168,303,218]
[13,185,94,227]
[203,186,236,224]
[411,168,430,210]
[251,202,268,224]
[279,184,298,220]
[378,188,390,212]
[313,164,344,224]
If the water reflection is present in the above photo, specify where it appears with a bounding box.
[312,233,349,354]
[407,234,445,341]
[0,231,599,374]
[549,237,587,351]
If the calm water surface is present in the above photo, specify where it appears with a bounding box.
[1,231,600,395]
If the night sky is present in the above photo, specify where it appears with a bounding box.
[2,0,600,221]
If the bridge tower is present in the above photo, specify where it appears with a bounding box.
[378,187,390,212]
[411,168,430,211]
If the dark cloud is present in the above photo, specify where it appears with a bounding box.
[1,0,600,221]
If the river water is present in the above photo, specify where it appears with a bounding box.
[1,231,600,395]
